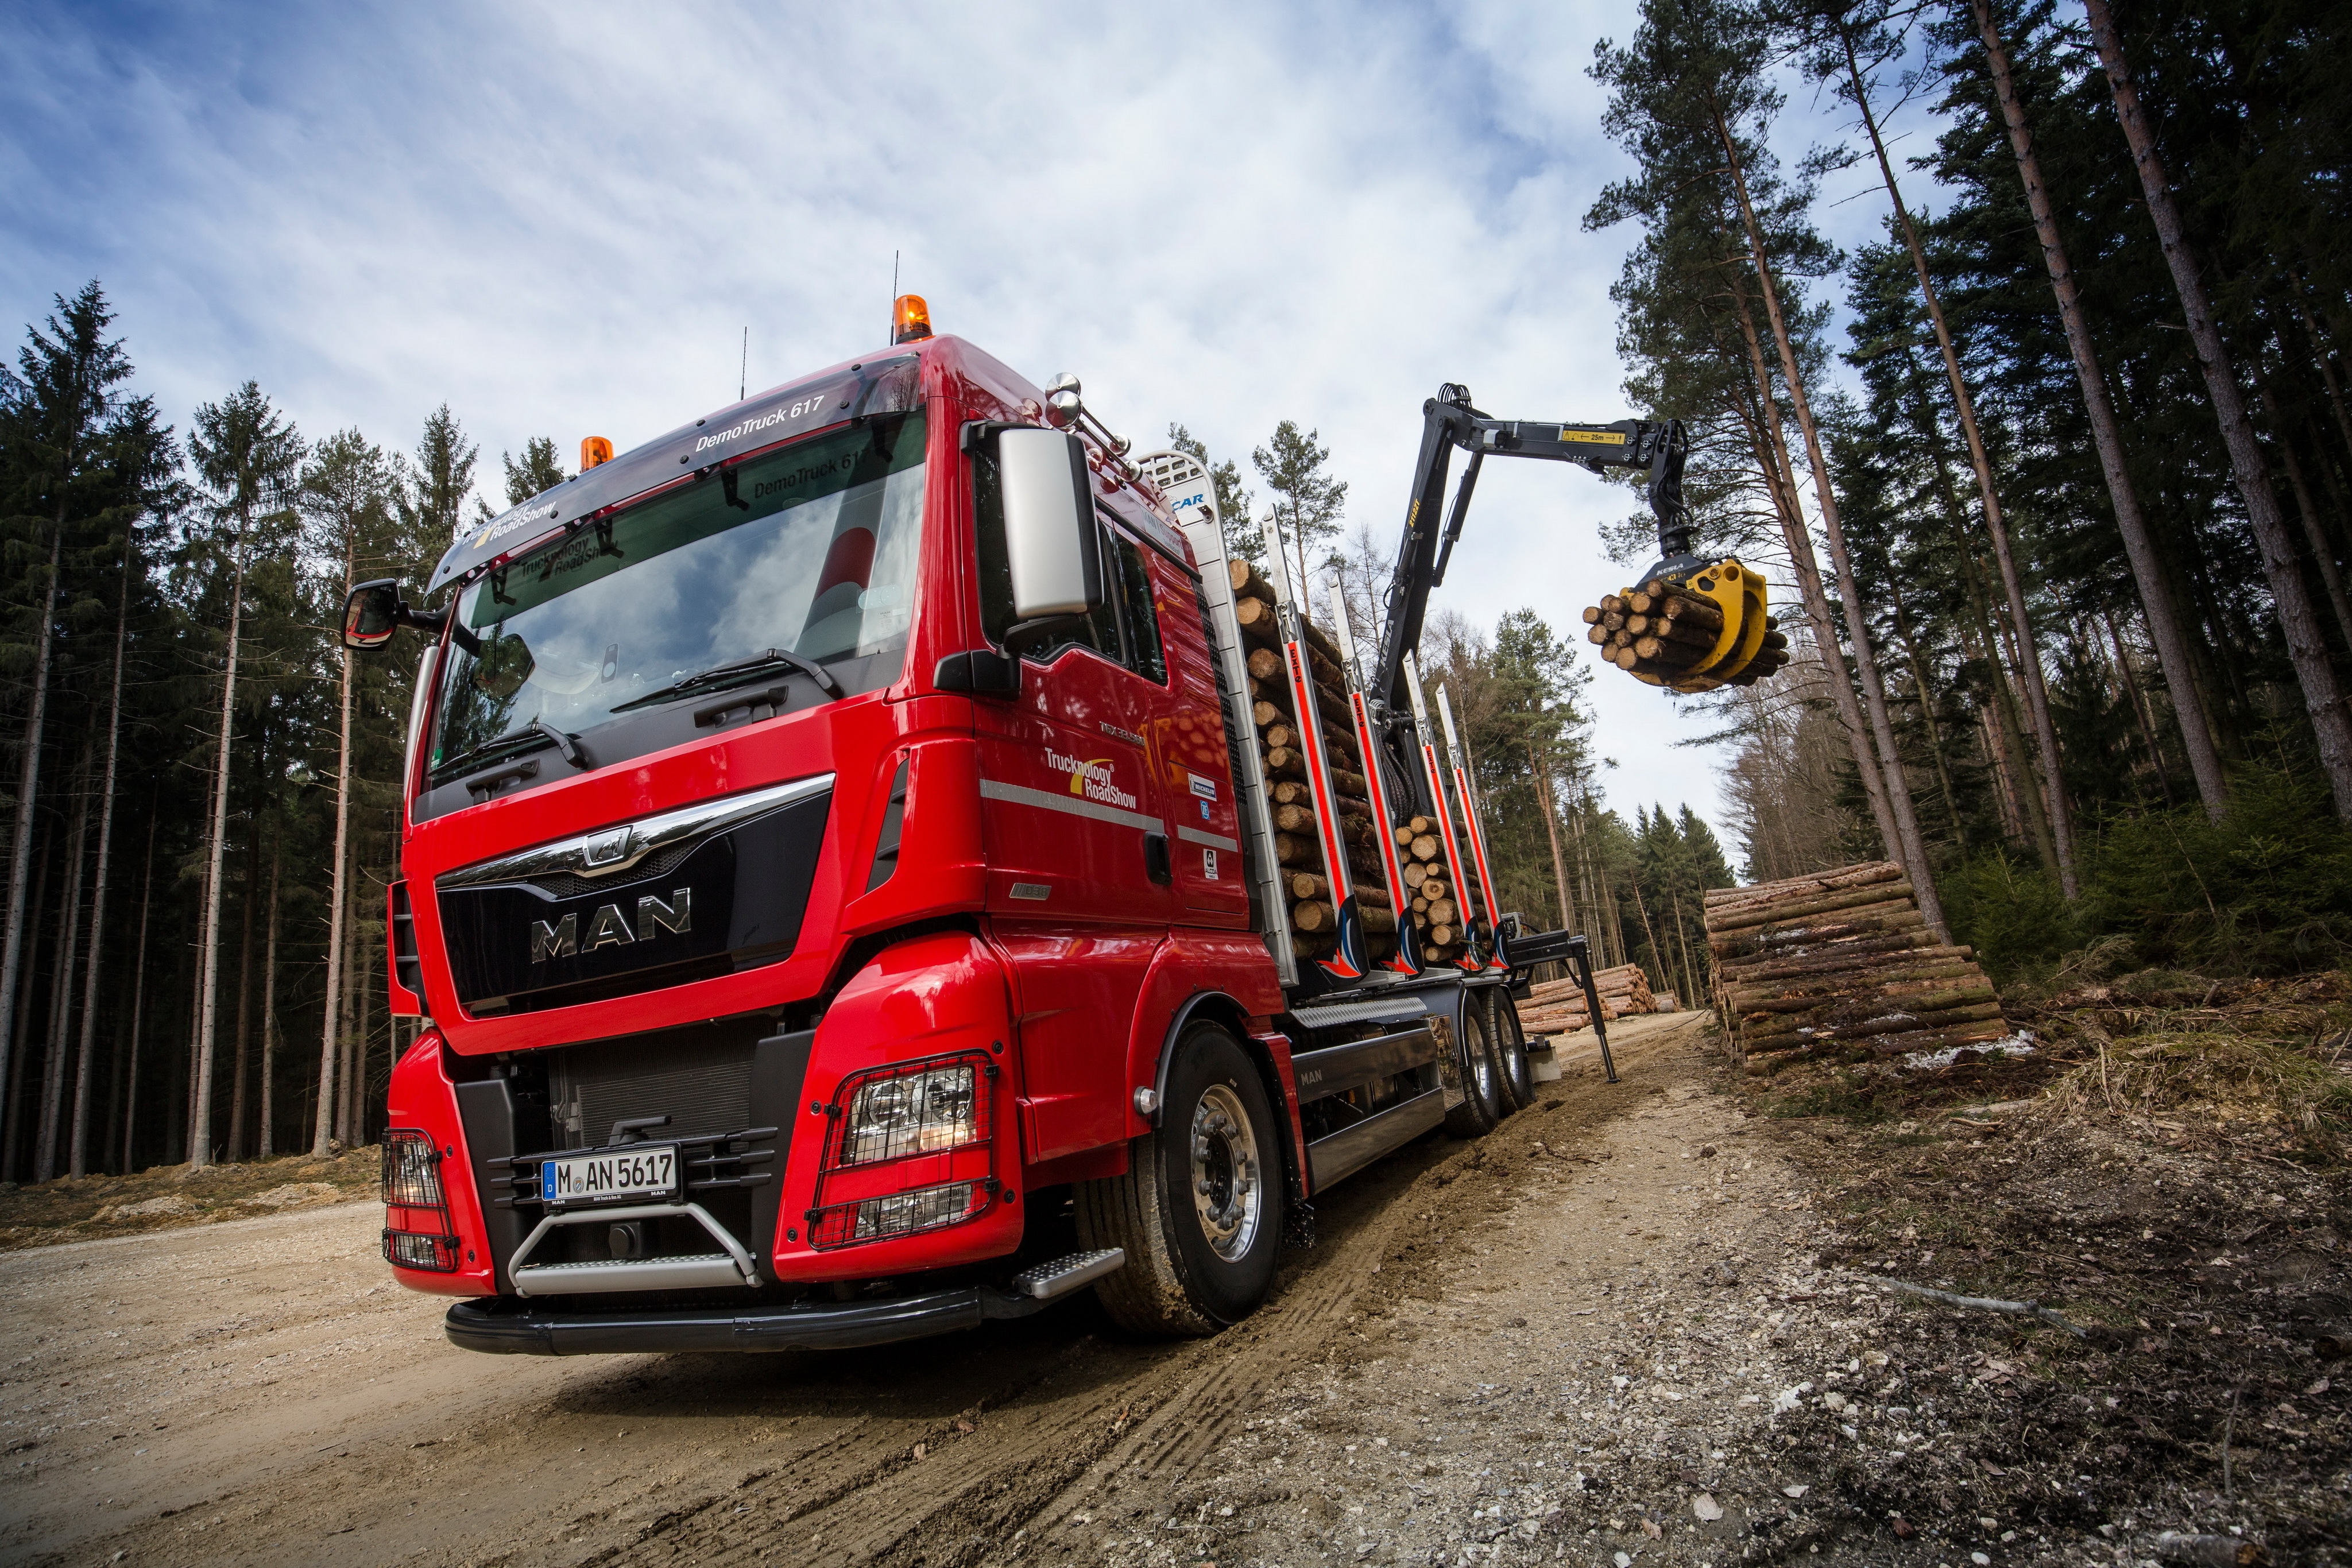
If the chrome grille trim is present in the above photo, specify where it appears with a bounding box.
[439,772,835,889]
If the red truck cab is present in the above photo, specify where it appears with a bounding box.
[357,327,1531,1354]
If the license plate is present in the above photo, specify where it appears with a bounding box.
[540,1144,680,1207]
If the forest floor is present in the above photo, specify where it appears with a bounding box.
[0,1146,380,1252]
[0,996,2343,1568]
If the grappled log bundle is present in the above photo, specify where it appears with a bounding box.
[1703,861,2009,1062]
[1579,564,1789,691]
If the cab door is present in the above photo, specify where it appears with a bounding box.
[966,452,1173,1161]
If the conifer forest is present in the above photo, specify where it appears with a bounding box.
[2,0,2349,1183]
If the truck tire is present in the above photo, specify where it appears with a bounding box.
[1076,1024,1285,1337]
[1440,1000,1504,1138]
[1490,991,1535,1113]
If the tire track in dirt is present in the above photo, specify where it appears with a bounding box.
[5,1019,1682,1568]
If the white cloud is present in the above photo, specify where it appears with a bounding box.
[0,0,1908,856]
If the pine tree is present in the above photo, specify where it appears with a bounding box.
[184,382,303,1167]
[1251,421,1347,602]
[0,284,171,1164]
[500,437,567,508]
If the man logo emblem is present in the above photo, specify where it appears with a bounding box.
[530,889,693,962]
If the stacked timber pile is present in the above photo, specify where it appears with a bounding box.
[1388,817,1471,963]
[1592,962,1655,1015]
[1580,580,1790,687]
[1515,963,1654,1037]
[1653,992,1681,1013]
[1229,561,1399,963]
[1519,976,1615,1036]
[1704,861,2008,1061]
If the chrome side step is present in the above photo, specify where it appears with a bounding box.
[1007,1248,1126,1301]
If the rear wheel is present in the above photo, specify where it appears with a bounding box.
[1490,991,1534,1113]
[1077,1024,1285,1336]
[1441,1000,1504,1138]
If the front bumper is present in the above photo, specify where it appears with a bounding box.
[443,1246,1125,1355]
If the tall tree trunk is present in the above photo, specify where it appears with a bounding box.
[314,575,357,1157]
[1843,22,2077,896]
[1717,188,1947,938]
[0,526,63,1153]
[1973,0,2231,822]
[37,753,91,1182]
[1888,587,1966,851]
[1903,358,2061,867]
[2083,0,2352,819]
[2103,613,2176,803]
[119,819,156,1176]
[1727,322,1906,864]
[258,843,280,1161]
[1627,873,1664,989]
[68,547,130,1178]
[347,907,374,1147]
[3,834,53,1182]
[229,828,259,1162]
[2252,357,2352,647]
[191,509,251,1168]
[1532,743,1577,939]
[2286,277,2352,474]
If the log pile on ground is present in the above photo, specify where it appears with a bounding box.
[1704,861,2008,1062]
[1580,580,1789,687]
[1515,963,1655,1036]
[1229,560,1398,963]
[1652,991,1680,1013]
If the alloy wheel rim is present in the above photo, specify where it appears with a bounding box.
[1189,1083,1262,1262]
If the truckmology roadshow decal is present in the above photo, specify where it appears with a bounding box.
[1045,749,1139,812]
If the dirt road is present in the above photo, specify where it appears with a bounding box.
[15,1010,2323,1567]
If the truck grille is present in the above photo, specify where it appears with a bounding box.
[435,785,831,1015]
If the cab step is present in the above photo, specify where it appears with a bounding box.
[1008,1248,1126,1301]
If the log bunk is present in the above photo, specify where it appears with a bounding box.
[1228,561,1411,964]
[1580,580,1791,687]
[1517,962,1656,1037]
[1703,861,2009,1063]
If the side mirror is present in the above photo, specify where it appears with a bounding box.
[341,579,404,651]
[997,427,1100,630]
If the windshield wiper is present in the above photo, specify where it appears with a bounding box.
[430,718,587,784]
[612,648,845,713]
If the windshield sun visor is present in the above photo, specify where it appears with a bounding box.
[427,355,923,596]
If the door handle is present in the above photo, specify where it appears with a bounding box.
[1143,832,1171,884]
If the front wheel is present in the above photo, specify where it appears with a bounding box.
[1077,1024,1285,1337]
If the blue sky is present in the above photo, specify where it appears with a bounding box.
[1,0,1955,858]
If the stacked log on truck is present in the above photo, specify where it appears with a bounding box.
[1229,562,1403,963]
[1704,861,2009,1062]
[1387,816,1470,963]
[1515,963,1656,1036]
[1581,581,1791,687]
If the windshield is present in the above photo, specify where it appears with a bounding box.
[428,409,926,784]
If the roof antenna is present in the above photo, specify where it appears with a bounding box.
[891,250,899,337]
[739,327,747,401]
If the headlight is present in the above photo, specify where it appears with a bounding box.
[835,1059,985,1167]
